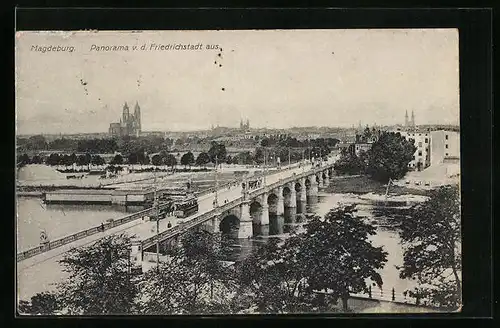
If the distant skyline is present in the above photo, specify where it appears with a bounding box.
[16,29,459,135]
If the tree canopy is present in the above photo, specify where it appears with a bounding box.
[56,233,139,315]
[208,142,227,164]
[293,205,388,310]
[366,132,416,183]
[196,152,210,167]
[138,230,236,314]
[398,185,461,310]
[180,151,195,167]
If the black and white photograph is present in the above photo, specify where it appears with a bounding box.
[15,29,461,315]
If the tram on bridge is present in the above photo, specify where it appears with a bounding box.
[173,196,199,218]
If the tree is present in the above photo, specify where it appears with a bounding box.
[57,233,139,314]
[110,154,123,165]
[31,155,43,164]
[151,154,162,166]
[76,153,92,167]
[91,155,105,166]
[398,185,461,310]
[334,148,366,175]
[208,142,227,164]
[164,154,177,169]
[196,152,210,167]
[128,152,139,165]
[18,291,61,315]
[235,238,317,313]
[138,231,236,314]
[180,151,195,168]
[235,151,253,165]
[294,205,388,311]
[366,132,416,183]
[17,153,31,166]
[46,153,61,166]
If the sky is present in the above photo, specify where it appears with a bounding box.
[15,29,459,135]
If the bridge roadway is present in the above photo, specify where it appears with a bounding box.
[134,160,335,250]
[17,158,336,301]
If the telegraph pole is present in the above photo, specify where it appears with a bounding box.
[214,155,219,207]
[288,147,291,167]
[263,147,267,186]
[154,171,160,272]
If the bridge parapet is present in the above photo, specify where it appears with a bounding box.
[16,202,172,262]
[141,196,244,249]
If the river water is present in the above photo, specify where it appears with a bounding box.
[222,191,419,296]
[16,197,143,252]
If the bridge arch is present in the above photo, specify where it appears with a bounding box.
[249,200,263,224]
[219,214,240,236]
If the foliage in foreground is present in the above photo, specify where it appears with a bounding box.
[138,231,237,314]
[56,233,140,315]
[398,185,461,310]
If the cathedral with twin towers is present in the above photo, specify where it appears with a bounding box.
[109,101,142,137]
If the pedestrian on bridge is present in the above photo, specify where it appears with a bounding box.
[101,223,105,232]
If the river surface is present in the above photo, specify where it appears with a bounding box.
[16,197,143,252]
[222,191,418,296]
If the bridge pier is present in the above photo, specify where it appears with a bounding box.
[261,201,270,225]
[276,186,285,216]
[238,201,253,239]
[324,170,330,186]
[309,176,318,196]
[289,185,297,208]
[317,173,324,189]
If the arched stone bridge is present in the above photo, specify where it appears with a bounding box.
[135,163,335,259]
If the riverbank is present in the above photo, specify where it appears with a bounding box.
[328,175,431,196]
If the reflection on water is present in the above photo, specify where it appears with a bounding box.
[222,191,419,293]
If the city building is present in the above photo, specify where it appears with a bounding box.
[393,111,460,171]
[429,130,460,166]
[109,102,142,137]
[398,129,431,171]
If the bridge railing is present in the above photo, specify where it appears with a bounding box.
[314,286,433,307]
[16,202,172,262]
[142,165,335,249]
[246,164,332,198]
[142,196,244,249]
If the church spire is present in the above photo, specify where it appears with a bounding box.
[411,110,415,127]
[405,110,409,127]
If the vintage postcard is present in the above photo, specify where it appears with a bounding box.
[15,29,461,315]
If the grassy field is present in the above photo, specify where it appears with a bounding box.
[327,175,431,196]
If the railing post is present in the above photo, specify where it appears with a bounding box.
[368,285,372,299]
[392,287,395,301]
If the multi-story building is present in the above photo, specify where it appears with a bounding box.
[429,130,460,166]
[398,129,431,171]
[393,110,460,171]
[109,102,141,137]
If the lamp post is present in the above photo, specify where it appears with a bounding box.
[288,147,291,167]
